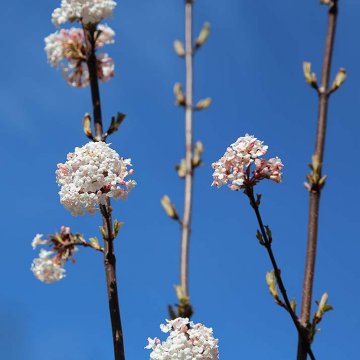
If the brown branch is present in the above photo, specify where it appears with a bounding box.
[83,24,125,360]
[64,240,104,253]
[298,2,339,359]
[246,188,316,360]
[180,0,194,301]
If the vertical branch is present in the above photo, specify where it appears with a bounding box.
[84,25,125,360]
[298,2,339,359]
[180,0,194,299]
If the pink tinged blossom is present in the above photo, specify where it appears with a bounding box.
[145,317,219,360]
[56,141,136,216]
[96,24,115,46]
[44,26,115,88]
[97,53,114,82]
[255,157,284,183]
[52,0,117,27]
[212,134,283,190]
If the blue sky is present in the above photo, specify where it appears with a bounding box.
[1,0,360,359]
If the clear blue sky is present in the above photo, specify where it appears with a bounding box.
[1,1,359,359]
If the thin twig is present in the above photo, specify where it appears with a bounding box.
[83,24,125,360]
[64,240,104,253]
[180,0,194,300]
[246,188,316,360]
[298,2,339,359]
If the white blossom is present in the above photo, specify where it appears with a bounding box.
[31,234,49,249]
[146,318,219,360]
[44,26,115,87]
[52,0,117,27]
[56,141,136,216]
[96,24,115,46]
[212,134,283,190]
[31,249,66,284]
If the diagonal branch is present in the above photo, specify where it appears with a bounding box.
[246,187,316,360]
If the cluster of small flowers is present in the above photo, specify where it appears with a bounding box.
[31,234,66,284]
[45,25,115,87]
[212,134,283,191]
[56,141,136,216]
[145,318,219,360]
[52,0,116,27]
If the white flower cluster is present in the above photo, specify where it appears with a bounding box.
[31,246,66,284]
[212,134,283,190]
[145,318,219,360]
[56,141,136,216]
[52,0,117,27]
[44,25,115,87]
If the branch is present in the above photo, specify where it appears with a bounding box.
[246,187,316,360]
[64,239,104,253]
[83,24,125,360]
[179,0,194,310]
[298,2,339,359]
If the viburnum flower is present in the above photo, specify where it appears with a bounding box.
[56,141,136,216]
[52,0,117,27]
[30,226,93,283]
[212,134,283,191]
[31,249,66,284]
[44,25,115,87]
[145,317,219,360]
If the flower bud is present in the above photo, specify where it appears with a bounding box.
[192,141,204,168]
[89,237,101,250]
[195,98,212,110]
[161,195,179,220]
[195,22,210,49]
[315,292,333,320]
[303,61,318,88]
[173,83,186,106]
[176,159,187,178]
[331,68,347,92]
[113,219,124,238]
[266,270,279,300]
[82,113,93,139]
[173,40,185,57]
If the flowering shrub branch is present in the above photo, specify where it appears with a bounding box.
[212,134,315,359]
[82,22,126,360]
[33,1,132,359]
[162,0,211,320]
[298,1,342,358]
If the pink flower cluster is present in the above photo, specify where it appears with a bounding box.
[212,134,283,191]
[45,25,115,87]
